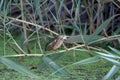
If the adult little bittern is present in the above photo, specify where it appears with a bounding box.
[45,35,67,51]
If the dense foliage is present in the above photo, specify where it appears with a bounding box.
[0,0,120,80]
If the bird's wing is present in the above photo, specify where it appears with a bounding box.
[45,39,57,50]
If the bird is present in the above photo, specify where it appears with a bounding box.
[45,35,68,51]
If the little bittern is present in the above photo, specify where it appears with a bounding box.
[45,35,67,51]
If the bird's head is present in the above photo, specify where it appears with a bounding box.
[58,35,69,40]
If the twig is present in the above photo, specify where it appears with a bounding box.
[8,16,59,35]
[2,54,44,57]
[2,44,85,57]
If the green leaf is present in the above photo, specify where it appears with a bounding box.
[100,56,120,67]
[96,0,100,3]
[96,52,120,59]
[34,0,43,25]
[102,65,120,80]
[61,25,76,29]
[66,35,104,44]
[42,56,68,75]
[58,0,64,13]
[71,56,101,65]
[66,16,114,44]
[75,0,81,21]
[116,76,120,80]
[0,57,40,79]
[38,53,63,69]
[0,0,4,9]
[92,16,113,36]
[51,56,102,75]
[70,22,81,33]
[108,46,120,55]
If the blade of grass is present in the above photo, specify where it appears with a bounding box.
[92,16,114,36]
[100,56,120,67]
[102,65,120,80]
[84,16,115,44]
[42,56,68,75]
[71,56,101,65]
[96,52,120,59]
[116,76,120,80]
[50,56,101,75]
[58,0,64,13]
[34,0,43,25]
[66,35,104,44]
[38,53,63,69]
[0,0,3,9]
[0,57,40,79]
[108,46,120,55]
[3,0,12,55]
[75,0,81,22]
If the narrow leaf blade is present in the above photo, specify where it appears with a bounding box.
[42,56,68,75]
[0,57,39,79]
